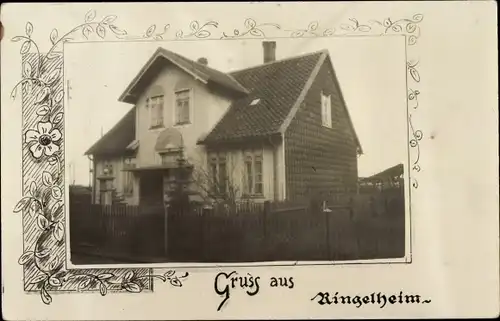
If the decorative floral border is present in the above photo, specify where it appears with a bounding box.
[11,10,423,305]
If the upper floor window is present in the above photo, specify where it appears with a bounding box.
[175,89,192,125]
[148,95,164,128]
[243,150,263,196]
[321,91,332,128]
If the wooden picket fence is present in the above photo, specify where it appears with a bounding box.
[70,187,405,263]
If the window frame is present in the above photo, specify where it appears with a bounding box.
[147,94,165,129]
[122,157,135,196]
[174,88,193,126]
[243,149,264,197]
[208,152,228,196]
[321,91,333,128]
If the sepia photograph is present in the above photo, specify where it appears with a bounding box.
[65,37,409,266]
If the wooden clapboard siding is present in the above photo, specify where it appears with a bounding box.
[284,56,358,200]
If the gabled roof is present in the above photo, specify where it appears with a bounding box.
[84,107,136,156]
[199,50,362,153]
[118,47,249,104]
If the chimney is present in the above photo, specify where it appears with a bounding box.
[262,41,276,63]
[197,57,208,66]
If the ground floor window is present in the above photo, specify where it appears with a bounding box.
[243,149,263,196]
[208,152,228,195]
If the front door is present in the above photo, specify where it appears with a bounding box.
[139,171,164,211]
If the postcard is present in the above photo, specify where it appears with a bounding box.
[1,2,498,320]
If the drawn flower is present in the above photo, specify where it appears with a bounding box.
[25,122,61,158]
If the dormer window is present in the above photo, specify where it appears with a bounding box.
[175,89,192,125]
[148,95,164,129]
[321,91,332,128]
[250,98,261,106]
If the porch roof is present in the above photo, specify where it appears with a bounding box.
[123,163,193,172]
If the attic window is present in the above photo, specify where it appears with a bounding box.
[250,98,261,106]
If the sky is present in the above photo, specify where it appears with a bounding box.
[64,36,407,186]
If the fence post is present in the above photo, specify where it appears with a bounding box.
[263,201,271,260]
[164,204,169,257]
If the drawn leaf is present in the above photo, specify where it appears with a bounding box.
[358,25,371,32]
[175,30,183,38]
[169,277,182,287]
[52,112,63,124]
[46,52,62,60]
[413,14,424,22]
[23,80,33,95]
[84,9,96,23]
[205,21,218,28]
[26,22,34,37]
[308,21,319,31]
[53,221,64,242]
[97,273,114,280]
[35,248,50,259]
[391,24,402,32]
[109,24,127,36]
[48,256,60,271]
[18,251,34,265]
[100,283,108,296]
[406,23,417,33]
[30,274,48,284]
[409,68,420,82]
[36,214,50,230]
[96,24,106,39]
[47,156,58,165]
[82,25,93,39]
[48,276,62,287]
[29,201,41,217]
[50,200,63,220]
[29,181,37,196]
[101,15,117,25]
[123,271,134,282]
[408,35,417,46]
[123,282,142,293]
[23,61,33,78]
[383,18,392,27]
[42,171,54,186]
[50,29,58,45]
[323,29,334,37]
[36,104,50,116]
[146,24,156,37]
[189,21,200,32]
[54,90,64,104]
[164,270,175,278]
[20,41,31,54]
[244,18,256,29]
[291,30,304,38]
[13,197,31,213]
[196,30,210,38]
[51,186,62,199]
[12,36,24,42]
[35,87,51,103]
[249,29,263,37]
[40,287,52,305]
[78,278,91,290]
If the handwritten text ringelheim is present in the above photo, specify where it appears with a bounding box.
[311,291,431,308]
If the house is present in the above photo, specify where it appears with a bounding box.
[358,163,404,192]
[85,41,362,207]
